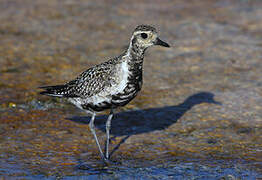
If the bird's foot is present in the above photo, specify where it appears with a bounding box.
[102,157,111,165]
[102,157,121,166]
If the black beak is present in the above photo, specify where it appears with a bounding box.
[155,37,170,47]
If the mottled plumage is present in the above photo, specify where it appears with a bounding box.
[39,24,170,161]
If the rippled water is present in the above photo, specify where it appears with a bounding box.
[1,159,261,179]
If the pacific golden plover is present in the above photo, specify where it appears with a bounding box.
[39,25,170,161]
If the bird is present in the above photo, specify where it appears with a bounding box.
[39,24,170,161]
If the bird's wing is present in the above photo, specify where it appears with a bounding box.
[39,59,117,98]
[66,61,116,98]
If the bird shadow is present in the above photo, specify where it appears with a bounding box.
[67,92,221,157]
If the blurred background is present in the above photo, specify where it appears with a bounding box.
[0,0,261,178]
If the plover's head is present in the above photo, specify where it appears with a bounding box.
[130,25,170,50]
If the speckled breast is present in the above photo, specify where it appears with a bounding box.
[82,78,142,111]
[111,62,143,107]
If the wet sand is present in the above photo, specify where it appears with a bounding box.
[0,0,261,178]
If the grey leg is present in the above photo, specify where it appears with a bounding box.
[105,109,114,159]
[89,112,105,159]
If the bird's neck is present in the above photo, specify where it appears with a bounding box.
[126,37,146,63]
[117,39,145,81]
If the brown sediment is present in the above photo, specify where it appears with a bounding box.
[0,0,261,177]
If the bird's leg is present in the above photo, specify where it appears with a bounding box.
[89,112,105,160]
[105,109,114,159]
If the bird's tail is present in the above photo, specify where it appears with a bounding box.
[39,84,76,97]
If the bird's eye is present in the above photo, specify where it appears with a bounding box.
[141,33,148,39]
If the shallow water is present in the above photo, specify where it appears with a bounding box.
[0,0,262,178]
[1,159,261,179]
